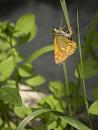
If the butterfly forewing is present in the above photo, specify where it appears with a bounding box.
[57,35,69,51]
[54,34,76,64]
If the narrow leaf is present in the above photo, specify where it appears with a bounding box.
[16,109,51,130]
[16,109,91,130]
[26,45,53,63]
[60,116,91,130]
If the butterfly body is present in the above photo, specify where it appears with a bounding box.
[53,27,76,64]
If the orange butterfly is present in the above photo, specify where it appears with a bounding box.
[53,27,76,64]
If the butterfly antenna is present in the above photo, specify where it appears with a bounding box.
[60,19,67,31]
[59,18,63,30]
[60,18,66,29]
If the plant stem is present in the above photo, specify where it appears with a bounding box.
[63,63,69,96]
[77,10,93,130]
[60,0,73,129]
[73,54,81,95]
[9,35,13,48]
[63,62,73,130]
[60,0,70,28]
[0,101,11,128]
[77,10,88,110]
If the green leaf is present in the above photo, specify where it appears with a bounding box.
[0,35,16,50]
[1,127,14,130]
[54,126,63,130]
[12,49,23,63]
[0,118,3,126]
[16,109,91,130]
[14,105,32,118]
[14,31,31,44]
[49,81,64,97]
[0,21,15,36]
[34,125,46,130]
[65,81,77,96]
[0,55,16,81]
[7,80,17,88]
[9,121,16,130]
[26,45,53,63]
[0,39,10,51]
[25,75,45,87]
[47,121,57,130]
[93,86,98,100]
[18,63,33,77]
[60,116,91,130]
[75,59,98,78]
[89,100,98,115]
[84,12,98,48]
[0,86,22,106]
[16,109,51,130]
[0,52,7,61]
[71,96,84,112]
[15,13,37,41]
[40,95,66,112]
[60,118,67,128]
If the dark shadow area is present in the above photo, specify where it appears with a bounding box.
[0,0,72,17]
[0,0,28,16]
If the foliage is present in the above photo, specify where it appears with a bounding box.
[0,1,98,130]
[0,13,45,129]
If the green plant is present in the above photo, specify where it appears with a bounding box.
[16,0,98,130]
[0,0,98,130]
[0,13,48,130]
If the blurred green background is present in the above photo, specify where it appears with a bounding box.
[0,0,98,98]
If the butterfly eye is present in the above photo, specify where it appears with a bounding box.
[57,32,63,36]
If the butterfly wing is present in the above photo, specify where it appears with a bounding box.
[54,34,76,64]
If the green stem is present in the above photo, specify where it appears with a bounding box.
[73,54,81,95]
[0,101,11,128]
[60,0,73,129]
[9,35,13,48]
[60,0,70,28]
[77,10,93,130]
[77,10,88,109]
[63,63,69,96]
[63,63,73,130]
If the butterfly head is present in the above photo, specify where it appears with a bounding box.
[53,27,65,37]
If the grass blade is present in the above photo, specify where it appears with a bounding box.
[77,10,93,129]
[16,109,91,130]
[16,109,51,130]
[60,0,70,28]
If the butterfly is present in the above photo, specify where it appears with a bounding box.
[53,26,76,64]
